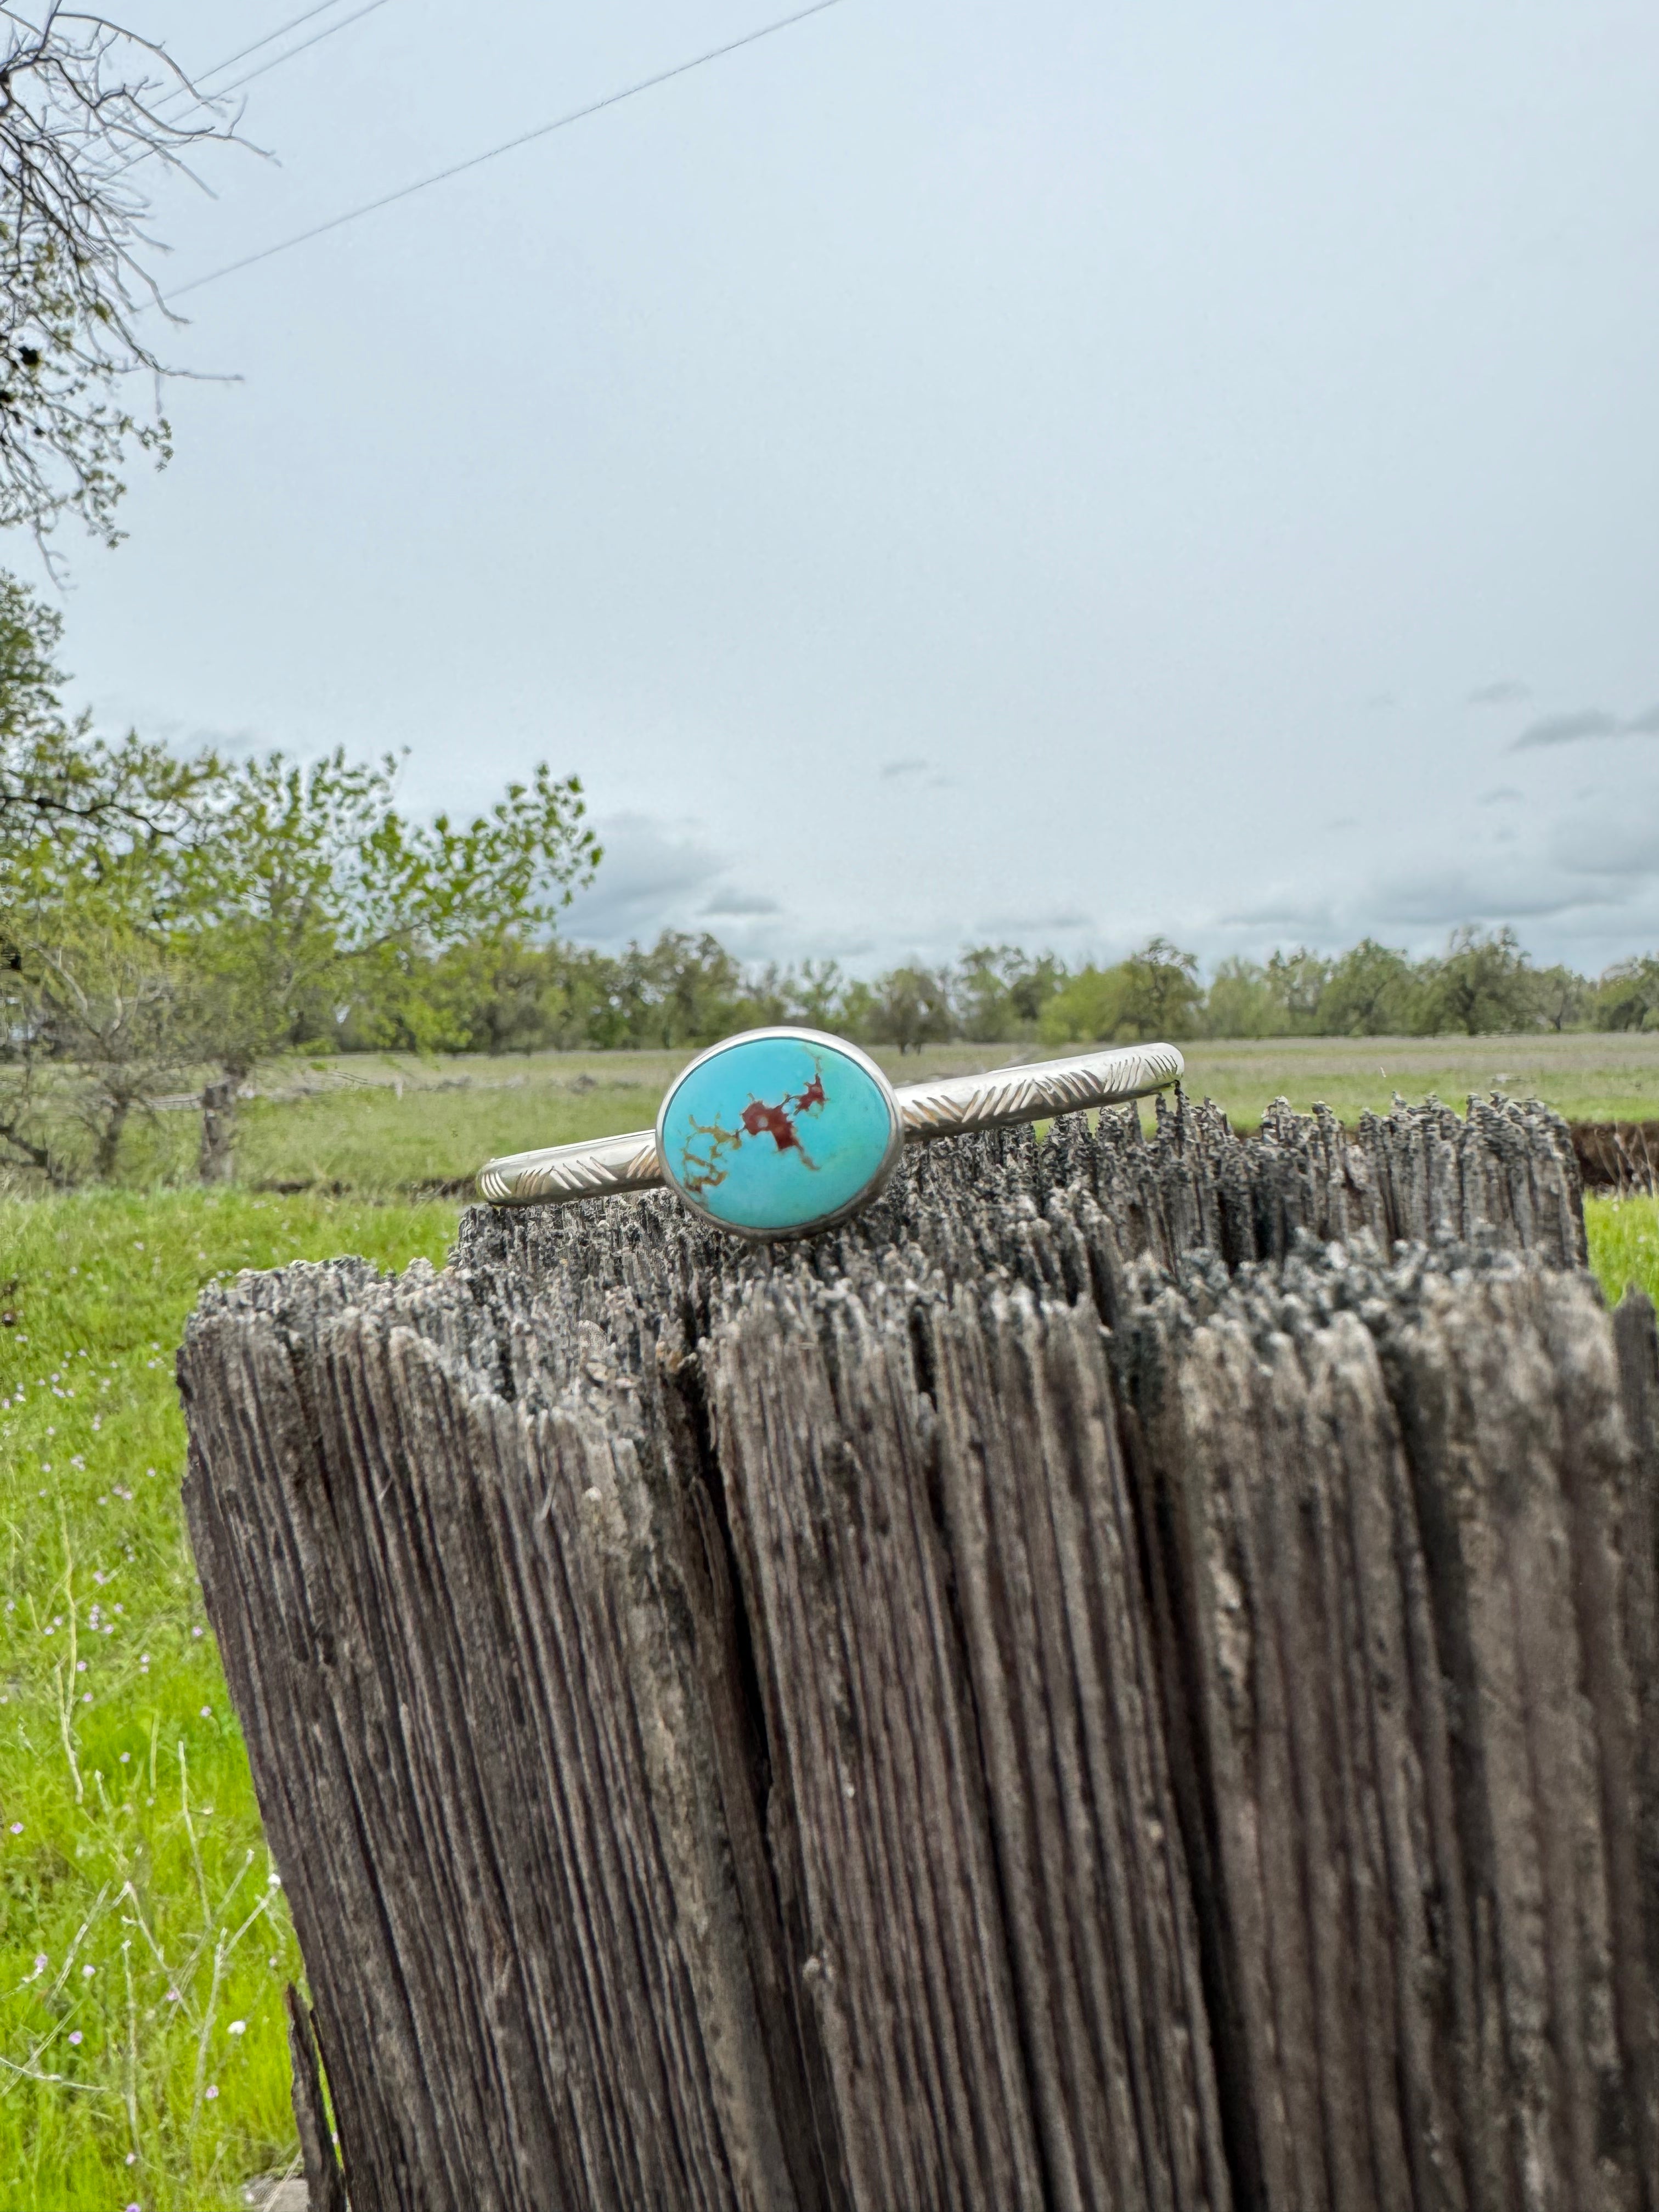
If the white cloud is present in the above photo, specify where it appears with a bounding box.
[1511,708,1621,750]
[972,906,1092,934]
[561,813,727,948]
[1218,897,1339,934]
[1550,787,1659,879]
[1510,705,1659,751]
[1365,862,1625,924]
[699,889,784,918]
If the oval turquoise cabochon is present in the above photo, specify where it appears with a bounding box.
[659,1034,899,1235]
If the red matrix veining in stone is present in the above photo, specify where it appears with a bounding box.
[739,1072,825,1164]
[678,1057,829,1193]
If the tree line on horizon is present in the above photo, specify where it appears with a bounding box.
[4,569,1657,1189]
[369,921,1649,1060]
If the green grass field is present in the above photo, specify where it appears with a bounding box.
[3,1170,1656,2207]
[11,1031,1659,1204]
[0,1193,456,2212]
[7,1044,1028,1199]
[1178,1032,1659,1128]
[210,1032,1659,1190]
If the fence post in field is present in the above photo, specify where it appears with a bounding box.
[177,1091,1658,2212]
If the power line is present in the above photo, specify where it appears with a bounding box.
[101,0,398,184]
[202,0,396,104]
[187,0,372,92]
[162,0,843,306]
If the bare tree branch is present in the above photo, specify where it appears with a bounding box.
[0,7,239,556]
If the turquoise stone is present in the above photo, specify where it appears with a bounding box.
[658,1031,900,1237]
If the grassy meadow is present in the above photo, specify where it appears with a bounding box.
[4,1043,1031,1200]
[0,1193,456,2212]
[4,1042,1659,2207]
[1179,1031,1659,1128]
[10,1028,1657,1207]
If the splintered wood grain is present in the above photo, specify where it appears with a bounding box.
[179,1092,1640,2212]
[1116,1248,1658,2212]
[1126,1292,1482,2212]
[1378,1267,1655,2209]
[703,1283,1052,2210]
[698,1269,1232,2212]
[919,1283,1229,2212]
[1615,1291,1659,2074]
[1087,1092,1585,1274]
[182,1263,820,2212]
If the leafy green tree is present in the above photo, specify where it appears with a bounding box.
[1039,938,1199,1045]
[0,572,218,868]
[0,575,215,1182]
[392,937,622,1056]
[866,963,957,1053]
[725,960,797,1035]
[954,945,1065,1041]
[362,933,541,1056]
[1040,964,1130,1046]
[1202,957,1284,1038]
[0,580,607,1183]
[594,931,746,1049]
[789,958,850,1031]
[0,895,192,1188]
[1117,937,1203,1040]
[1316,939,1417,1036]
[1415,926,1536,1035]
[1265,948,1334,1034]
[38,923,186,1177]
[836,976,879,1042]
[1594,957,1659,1032]
[174,751,600,1176]
[1527,963,1591,1032]
[0,946,70,1185]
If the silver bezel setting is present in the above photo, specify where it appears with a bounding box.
[653,1025,906,1243]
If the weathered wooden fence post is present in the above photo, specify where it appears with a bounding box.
[178,1094,1657,2212]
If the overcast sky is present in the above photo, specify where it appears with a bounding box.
[36,0,1659,974]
